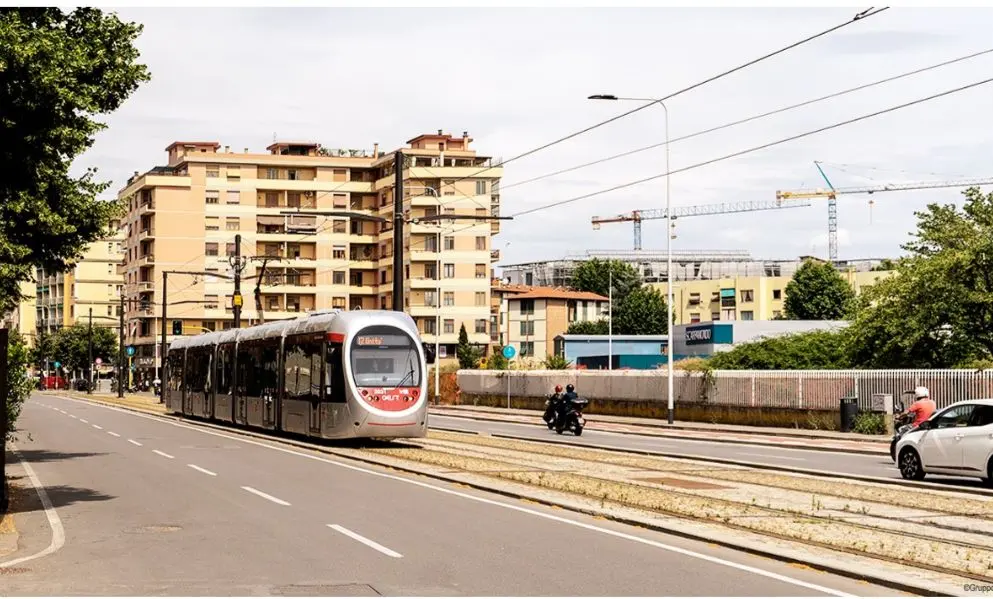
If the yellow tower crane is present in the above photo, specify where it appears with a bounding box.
[776,161,993,261]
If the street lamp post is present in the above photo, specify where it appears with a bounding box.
[589,94,674,424]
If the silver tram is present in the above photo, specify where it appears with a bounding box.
[164,309,434,440]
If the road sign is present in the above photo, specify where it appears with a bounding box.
[502,345,516,360]
[53,361,61,368]
[95,358,102,365]
[126,346,135,357]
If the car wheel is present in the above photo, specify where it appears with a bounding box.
[984,459,993,487]
[898,448,926,481]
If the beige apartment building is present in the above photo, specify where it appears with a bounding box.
[503,287,610,360]
[2,281,39,349]
[118,132,502,377]
[35,220,126,336]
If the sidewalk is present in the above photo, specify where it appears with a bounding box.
[429,405,891,455]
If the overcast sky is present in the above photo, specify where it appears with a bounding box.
[81,7,993,267]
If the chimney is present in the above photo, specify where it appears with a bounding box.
[243,147,248,153]
[373,142,379,158]
[437,129,443,135]
[133,171,139,178]
[224,145,230,153]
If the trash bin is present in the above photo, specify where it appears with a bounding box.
[840,395,859,432]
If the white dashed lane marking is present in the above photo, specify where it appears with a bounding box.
[152,450,175,459]
[241,486,290,506]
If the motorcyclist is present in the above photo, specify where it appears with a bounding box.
[905,386,936,427]
[556,384,580,421]
[543,385,564,427]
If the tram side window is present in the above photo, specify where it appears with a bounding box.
[216,344,233,396]
[260,340,280,398]
[168,353,184,392]
[237,344,261,397]
[185,347,212,393]
[325,344,346,403]
[285,337,323,402]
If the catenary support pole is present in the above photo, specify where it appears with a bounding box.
[392,150,404,311]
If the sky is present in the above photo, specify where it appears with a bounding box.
[79,6,993,268]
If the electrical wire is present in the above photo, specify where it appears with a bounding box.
[425,6,889,197]
[501,46,993,191]
[511,75,993,218]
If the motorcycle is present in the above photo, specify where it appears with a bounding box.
[890,395,916,462]
[555,396,588,436]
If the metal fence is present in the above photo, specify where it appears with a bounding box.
[457,369,993,411]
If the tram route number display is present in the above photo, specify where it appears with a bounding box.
[366,387,416,403]
[355,334,411,348]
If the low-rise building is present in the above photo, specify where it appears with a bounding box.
[503,287,609,360]
[554,334,669,369]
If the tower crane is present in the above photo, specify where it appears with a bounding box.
[591,199,812,251]
[776,161,993,261]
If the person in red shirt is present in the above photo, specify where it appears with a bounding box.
[907,386,937,427]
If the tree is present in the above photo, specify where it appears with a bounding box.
[31,330,57,369]
[5,329,34,442]
[542,354,572,369]
[571,258,641,301]
[846,188,993,368]
[51,323,118,374]
[456,323,481,369]
[707,330,850,370]
[566,320,610,335]
[0,8,150,311]
[484,352,508,370]
[613,286,668,335]
[871,258,899,272]
[783,259,855,320]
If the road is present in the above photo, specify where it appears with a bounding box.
[1,393,900,596]
[428,414,991,489]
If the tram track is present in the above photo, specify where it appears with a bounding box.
[367,430,993,583]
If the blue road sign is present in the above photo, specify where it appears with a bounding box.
[53,361,61,368]
[126,346,136,357]
[502,345,516,360]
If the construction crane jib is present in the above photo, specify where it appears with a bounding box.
[591,199,813,251]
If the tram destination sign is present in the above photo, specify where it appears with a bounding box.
[355,334,411,348]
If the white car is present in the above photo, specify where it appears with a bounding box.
[894,398,993,484]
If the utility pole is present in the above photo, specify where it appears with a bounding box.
[118,293,125,398]
[392,150,404,311]
[87,307,93,394]
[0,328,9,513]
[159,270,167,403]
[231,233,243,328]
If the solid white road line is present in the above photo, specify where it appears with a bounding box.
[107,431,121,437]
[152,450,174,459]
[328,524,402,558]
[0,445,67,569]
[55,394,851,596]
[69,414,77,419]
[128,439,143,447]
[92,424,103,430]
[739,452,806,462]
[188,464,217,477]
[241,486,290,506]
[79,418,88,423]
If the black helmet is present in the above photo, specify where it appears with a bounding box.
[566,384,575,393]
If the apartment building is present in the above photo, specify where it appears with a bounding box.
[117,131,502,378]
[35,220,126,336]
[503,288,609,360]
[1,281,38,349]
[651,268,894,324]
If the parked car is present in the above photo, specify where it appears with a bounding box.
[894,399,993,485]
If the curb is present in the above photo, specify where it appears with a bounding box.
[59,393,978,596]
[430,411,890,456]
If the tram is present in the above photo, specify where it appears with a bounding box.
[164,309,434,440]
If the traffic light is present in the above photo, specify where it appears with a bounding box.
[172,320,182,335]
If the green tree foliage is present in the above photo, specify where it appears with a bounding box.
[30,330,57,368]
[706,330,850,370]
[541,354,572,369]
[51,323,118,374]
[566,319,610,335]
[456,323,481,369]
[871,258,898,272]
[847,188,993,368]
[484,351,508,370]
[783,259,856,320]
[571,258,640,301]
[5,329,34,442]
[613,286,669,335]
[0,8,150,311]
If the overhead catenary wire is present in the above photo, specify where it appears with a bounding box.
[422,6,889,198]
[511,75,993,218]
[501,46,993,191]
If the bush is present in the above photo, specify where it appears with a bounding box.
[542,354,572,369]
[851,412,886,435]
[707,330,850,370]
[5,329,34,442]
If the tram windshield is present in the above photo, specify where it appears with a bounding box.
[348,325,422,388]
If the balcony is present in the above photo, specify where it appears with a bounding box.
[409,277,440,289]
[138,198,155,215]
[138,227,155,240]
[137,281,154,292]
[490,249,501,263]
[137,254,154,268]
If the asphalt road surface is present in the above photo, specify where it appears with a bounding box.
[428,414,992,489]
[2,393,900,596]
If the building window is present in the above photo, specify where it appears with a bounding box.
[423,318,436,335]
[475,319,487,334]
[333,271,346,285]
[205,243,219,256]
[203,320,216,332]
[519,320,534,336]
[741,310,754,321]
[333,245,346,260]
[519,299,534,315]
[690,313,701,324]
[333,193,347,208]
[711,312,720,321]
[444,319,455,334]
[226,166,240,180]
[226,190,240,205]
[287,169,298,181]
[520,341,534,356]
[206,165,219,178]
[444,236,455,251]
[475,180,487,195]
[444,264,455,278]
[423,236,437,252]
[475,292,486,306]
[265,192,279,207]
[205,295,219,309]
[332,220,347,234]
[205,216,220,231]
[773,289,782,300]
[225,242,236,256]
[424,291,437,307]
[475,236,486,251]
[741,289,754,302]
[332,297,346,309]
[475,264,486,279]
[444,292,455,307]
[225,217,240,231]
[266,168,278,180]
[424,264,437,279]
[206,190,219,204]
